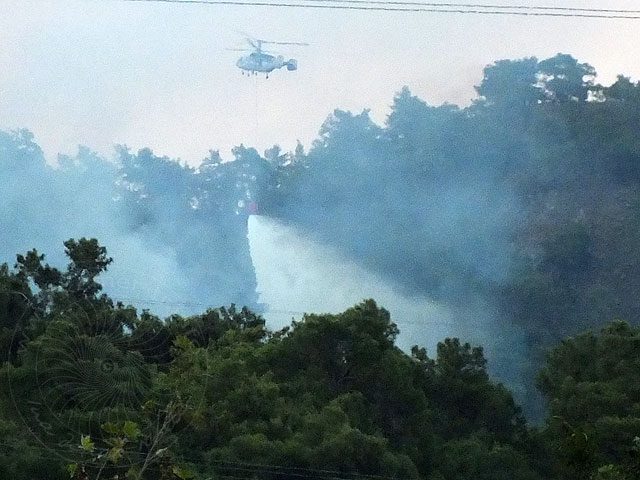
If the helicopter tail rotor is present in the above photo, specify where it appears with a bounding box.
[286,59,298,71]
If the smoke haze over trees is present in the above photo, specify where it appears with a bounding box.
[3,53,640,417]
[0,131,261,313]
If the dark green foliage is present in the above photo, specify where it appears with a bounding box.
[0,242,543,480]
[2,241,640,480]
[475,57,543,108]
[537,321,640,479]
[537,54,595,103]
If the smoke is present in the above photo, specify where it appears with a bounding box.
[248,214,529,402]
[1,119,527,395]
[248,215,457,347]
[0,83,544,416]
[4,54,638,420]
[0,130,259,317]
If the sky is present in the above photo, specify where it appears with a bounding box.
[1,0,640,164]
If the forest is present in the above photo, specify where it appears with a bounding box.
[1,241,640,479]
[2,52,640,478]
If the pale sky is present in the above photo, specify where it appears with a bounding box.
[1,0,639,164]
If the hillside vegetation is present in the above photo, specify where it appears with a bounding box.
[1,241,639,479]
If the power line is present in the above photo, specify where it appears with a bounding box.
[260,0,640,14]
[116,0,640,19]
[0,440,413,480]
[0,289,512,330]
[206,458,408,480]
[0,290,529,359]
[107,297,533,342]
[110,296,459,327]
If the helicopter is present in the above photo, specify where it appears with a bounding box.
[229,36,308,78]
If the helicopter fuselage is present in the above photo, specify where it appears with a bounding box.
[236,52,297,74]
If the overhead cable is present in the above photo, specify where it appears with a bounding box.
[272,0,640,14]
[116,0,640,19]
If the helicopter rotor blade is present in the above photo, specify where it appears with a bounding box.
[236,30,256,41]
[235,30,259,49]
[256,40,309,46]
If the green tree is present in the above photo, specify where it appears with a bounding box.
[475,57,543,108]
[537,321,640,478]
[538,53,596,103]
